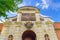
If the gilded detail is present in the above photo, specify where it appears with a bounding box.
[35,22,42,27]
[46,21,53,24]
[3,21,12,27]
[14,22,22,25]
[35,22,42,24]
[14,22,22,27]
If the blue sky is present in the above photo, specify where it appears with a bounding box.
[5,0,60,22]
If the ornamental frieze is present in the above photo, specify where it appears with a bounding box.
[14,22,22,27]
[35,22,42,27]
[3,21,12,27]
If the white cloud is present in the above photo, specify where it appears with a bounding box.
[36,2,40,7]
[0,17,5,23]
[36,0,49,9]
[41,0,49,9]
[42,4,49,9]
[8,11,17,15]
[40,14,49,17]
[41,0,46,4]
[18,3,26,8]
[41,0,60,10]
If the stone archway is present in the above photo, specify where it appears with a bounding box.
[22,30,36,40]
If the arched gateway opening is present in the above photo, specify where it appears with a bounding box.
[22,30,36,40]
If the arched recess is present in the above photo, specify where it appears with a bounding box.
[8,35,13,40]
[44,34,50,40]
[22,30,36,40]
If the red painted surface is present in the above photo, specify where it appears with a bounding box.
[54,22,60,40]
[55,30,60,40]
[0,23,3,32]
[54,22,60,28]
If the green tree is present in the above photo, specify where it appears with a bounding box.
[0,0,22,18]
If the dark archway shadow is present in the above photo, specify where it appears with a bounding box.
[22,30,36,40]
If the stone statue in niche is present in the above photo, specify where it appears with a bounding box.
[8,35,13,40]
[44,34,50,40]
[25,22,33,29]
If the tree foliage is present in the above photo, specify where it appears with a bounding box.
[0,0,22,18]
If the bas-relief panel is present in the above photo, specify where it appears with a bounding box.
[21,13,36,21]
